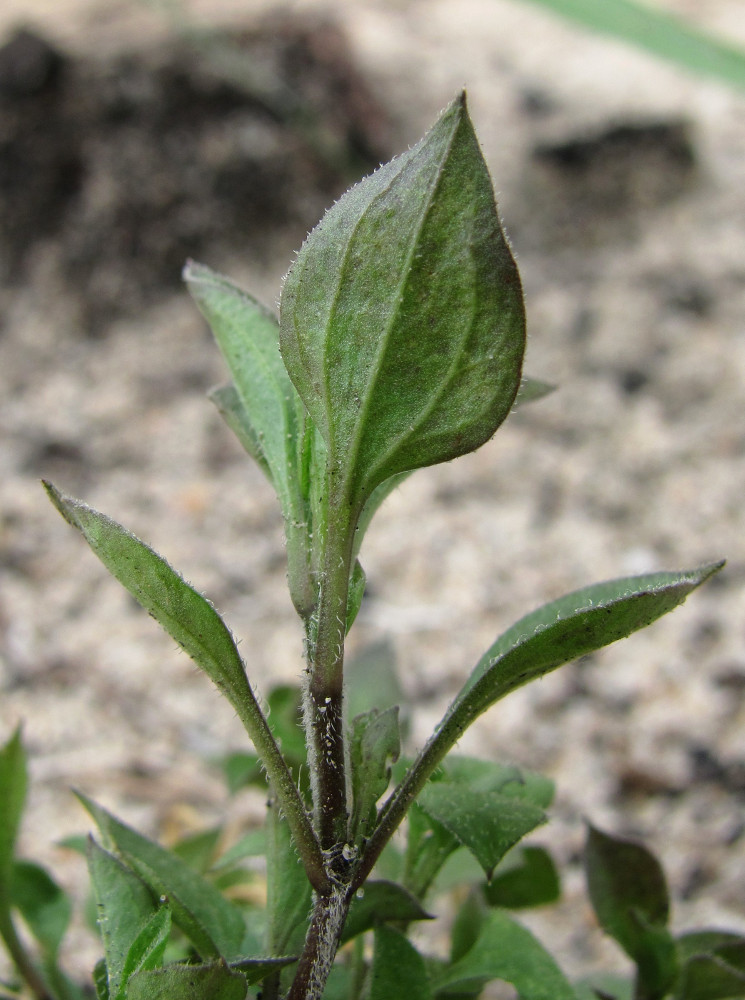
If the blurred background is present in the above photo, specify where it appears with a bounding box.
[1,0,744,985]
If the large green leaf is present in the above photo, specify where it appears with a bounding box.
[674,932,745,1000]
[280,92,525,513]
[0,728,26,884]
[451,563,723,729]
[520,0,745,91]
[417,782,546,880]
[81,797,246,962]
[434,909,577,999]
[585,824,677,999]
[369,925,432,1000]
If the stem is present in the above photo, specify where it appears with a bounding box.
[306,498,355,850]
[0,902,53,1000]
[232,679,331,896]
[286,887,351,1000]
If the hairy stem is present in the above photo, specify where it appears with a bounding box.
[305,497,355,850]
[287,887,351,1000]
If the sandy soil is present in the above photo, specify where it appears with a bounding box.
[1,0,745,989]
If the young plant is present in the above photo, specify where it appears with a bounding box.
[25,93,726,999]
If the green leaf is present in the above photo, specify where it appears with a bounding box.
[184,262,300,506]
[0,728,27,885]
[585,824,677,999]
[10,861,71,958]
[370,925,432,1000]
[349,707,401,842]
[345,641,405,725]
[675,933,745,1000]
[574,974,633,1000]
[417,782,546,880]
[220,753,264,795]
[265,798,311,958]
[434,909,577,999]
[341,881,432,945]
[42,484,257,741]
[521,0,745,91]
[119,908,171,989]
[404,802,460,900]
[86,838,161,1000]
[43,486,318,881]
[450,890,487,964]
[170,829,221,876]
[280,92,525,513]
[484,846,560,909]
[440,755,555,808]
[452,563,724,729]
[81,797,246,962]
[126,961,247,1000]
[208,384,274,482]
[93,958,110,1000]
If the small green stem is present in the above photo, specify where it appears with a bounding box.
[0,902,53,1000]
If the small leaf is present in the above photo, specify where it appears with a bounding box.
[434,909,577,999]
[119,908,171,988]
[341,881,432,945]
[484,846,560,909]
[0,728,27,884]
[369,925,432,1000]
[81,797,246,962]
[86,838,161,1000]
[184,262,300,509]
[93,958,109,1000]
[451,563,724,729]
[349,707,401,841]
[10,861,71,958]
[417,782,546,880]
[585,824,677,999]
[126,960,247,1000]
[280,92,525,514]
[675,933,745,1000]
[345,640,405,724]
[208,384,273,482]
